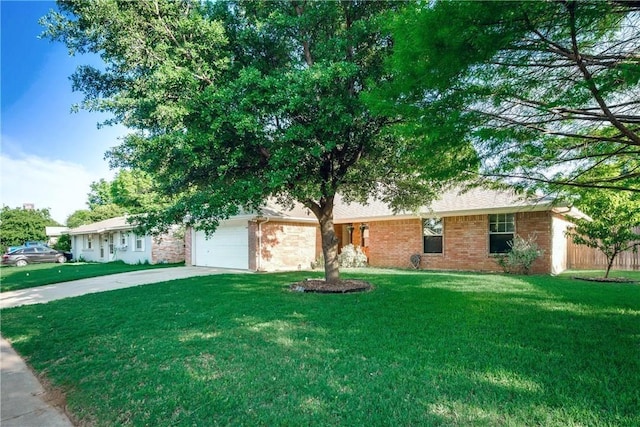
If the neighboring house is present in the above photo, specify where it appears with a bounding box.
[45,226,68,246]
[188,187,585,275]
[68,216,185,264]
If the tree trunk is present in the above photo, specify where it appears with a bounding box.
[307,196,340,284]
[319,214,340,284]
[605,253,616,278]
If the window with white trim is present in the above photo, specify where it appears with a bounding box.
[489,214,515,254]
[109,234,115,254]
[86,235,93,250]
[135,234,144,251]
[423,218,443,254]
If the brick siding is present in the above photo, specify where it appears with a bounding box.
[364,212,553,274]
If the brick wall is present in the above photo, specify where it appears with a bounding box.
[248,221,258,271]
[366,212,553,274]
[151,228,186,264]
[252,220,318,271]
[515,211,552,274]
[368,218,423,268]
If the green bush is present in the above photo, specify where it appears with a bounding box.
[53,234,71,252]
[496,235,544,275]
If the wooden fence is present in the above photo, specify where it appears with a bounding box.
[567,234,640,271]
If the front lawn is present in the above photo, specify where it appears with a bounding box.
[0,261,184,292]
[2,271,639,426]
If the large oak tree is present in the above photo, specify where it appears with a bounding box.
[43,0,474,283]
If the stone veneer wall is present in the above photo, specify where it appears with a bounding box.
[184,227,192,266]
[151,229,186,264]
[249,220,318,271]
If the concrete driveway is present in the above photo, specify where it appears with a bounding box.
[1,266,249,427]
[0,266,249,309]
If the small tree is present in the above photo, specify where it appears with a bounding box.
[567,189,640,278]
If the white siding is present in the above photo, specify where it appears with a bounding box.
[551,216,571,274]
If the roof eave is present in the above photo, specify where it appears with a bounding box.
[334,203,555,223]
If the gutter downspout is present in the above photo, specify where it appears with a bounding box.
[257,217,270,271]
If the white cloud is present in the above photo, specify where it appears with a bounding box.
[0,152,115,225]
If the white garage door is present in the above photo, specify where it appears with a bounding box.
[193,221,249,269]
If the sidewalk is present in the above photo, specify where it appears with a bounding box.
[1,337,74,427]
[1,266,248,426]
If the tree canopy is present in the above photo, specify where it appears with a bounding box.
[373,0,640,193]
[67,169,164,227]
[0,206,60,252]
[43,0,475,283]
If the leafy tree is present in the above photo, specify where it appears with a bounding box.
[374,0,640,193]
[66,204,125,228]
[0,206,60,252]
[109,169,164,213]
[53,234,72,252]
[87,178,114,209]
[68,170,162,227]
[43,0,474,284]
[567,175,640,278]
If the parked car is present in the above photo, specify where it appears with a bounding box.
[2,246,68,267]
[7,241,49,253]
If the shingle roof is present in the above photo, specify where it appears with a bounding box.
[67,216,136,235]
[67,187,575,232]
[333,187,553,222]
[256,187,559,223]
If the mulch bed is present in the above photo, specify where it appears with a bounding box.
[572,276,637,284]
[289,279,373,294]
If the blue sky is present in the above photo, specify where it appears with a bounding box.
[1,0,126,224]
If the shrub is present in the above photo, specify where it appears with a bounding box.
[53,234,71,252]
[338,244,368,268]
[497,235,544,275]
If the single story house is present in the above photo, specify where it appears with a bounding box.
[187,187,585,274]
[67,216,185,264]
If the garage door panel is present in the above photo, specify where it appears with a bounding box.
[194,222,249,269]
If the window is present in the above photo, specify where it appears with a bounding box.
[423,218,443,254]
[489,214,515,254]
[86,235,93,250]
[109,234,114,255]
[135,235,144,251]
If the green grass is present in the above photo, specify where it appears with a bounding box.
[2,271,639,426]
[0,261,184,292]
